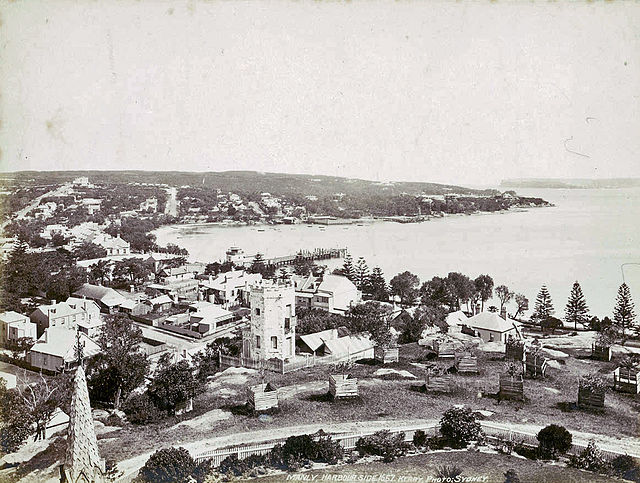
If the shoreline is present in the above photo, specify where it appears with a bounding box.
[154,203,554,234]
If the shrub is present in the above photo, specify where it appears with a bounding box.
[610,455,640,481]
[439,407,483,449]
[568,441,609,473]
[314,433,344,464]
[504,469,520,483]
[536,424,572,459]
[138,447,198,483]
[123,392,164,425]
[356,430,409,462]
[218,453,269,477]
[412,429,428,448]
[435,465,463,479]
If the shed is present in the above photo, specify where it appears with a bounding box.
[329,374,358,398]
[465,312,520,343]
[323,334,374,360]
[248,383,279,411]
[613,367,640,394]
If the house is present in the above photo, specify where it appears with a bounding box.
[314,275,361,314]
[158,266,194,284]
[139,198,158,212]
[388,309,413,331]
[29,302,88,337]
[65,297,104,338]
[297,328,348,356]
[322,334,374,360]
[0,311,37,346]
[28,327,100,373]
[91,233,131,256]
[148,294,173,312]
[0,238,16,260]
[81,198,102,215]
[200,270,262,308]
[242,281,296,360]
[119,298,151,317]
[464,311,521,343]
[292,274,322,310]
[73,284,128,314]
[445,310,468,333]
[147,278,199,301]
[161,304,234,338]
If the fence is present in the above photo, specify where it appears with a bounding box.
[220,346,374,374]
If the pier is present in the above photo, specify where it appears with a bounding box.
[240,247,347,268]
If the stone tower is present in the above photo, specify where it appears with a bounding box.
[60,365,105,483]
[243,280,296,360]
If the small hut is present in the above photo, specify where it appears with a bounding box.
[424,368,453,393]
[329,374,358,399]
[613,367,640,394]
[498,363,524,401]
[524,349,548,379]
[248,383,279,411]
[577,376,606,410]
[591,334,612,362]
[456,354,479,375]
[374,345,399,364]
[505,335,525,362]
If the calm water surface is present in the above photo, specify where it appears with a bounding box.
[154,188,640,317]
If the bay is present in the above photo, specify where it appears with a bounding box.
[153,188,640,318]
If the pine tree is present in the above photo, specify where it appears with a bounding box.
[342,253,355,281]
[354,257,369,290]
[613,283,636,339]
[564,281,589,330]
[368,267,388,301]
[249,253,266,275]
[532,285,554,323]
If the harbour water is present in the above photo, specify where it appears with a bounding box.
[154,188,640,317]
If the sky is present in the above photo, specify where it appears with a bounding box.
[1,0,639,186]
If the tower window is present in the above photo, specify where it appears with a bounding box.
[271,336,278,349]
[255,307,261,316]
[256,336,261,348]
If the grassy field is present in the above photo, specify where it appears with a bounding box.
[96,342,640,464]
[257,451,619,483]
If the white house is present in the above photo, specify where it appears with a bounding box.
[200,270,262,308]
[29,302,88,337]
[91,233,131,256]
[28,327,101,373]
[464,311,521,343]
[65,297,104,339]
[0,311,37,346]
[314,274,361,314]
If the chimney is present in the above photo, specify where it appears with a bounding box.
[43,329,48,343]
[500,306,507,320]
[130,285,135,294]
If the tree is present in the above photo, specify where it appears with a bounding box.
[139,447,199,483]
[354,257,370,291]
[474,274,494,312]
[293,256,314,276]
[447,272,475,311]
[537,424,572,459]
[504,469,521,483]
[89,259,111,285]
[14,372,63,441]
[50,232,68,247]
[112,258,152,288]
[495,285,514,313]
[0,378,32,454]
[204,261,234,276]
[86,314,149,408]
[420,276,454,311]
[341,253,355,281]
[367,267,388,301]
[613,283,636,340]
[148,358,201,415]
[296,308,344,335]
[439,407,482,449]
[514,294,529,319]
[532,285,554,323]
[346,301,393,347]
[399,306,446,344]
[564,281,590,330]
[389,271,420,306]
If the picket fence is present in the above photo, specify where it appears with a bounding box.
[193,421,634,467]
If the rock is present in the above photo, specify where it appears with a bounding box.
[547,360,563,369]
[93,420,105,429]
[111,409,126,419]
[544,387,561,394]
[473,410,494,418]
[92,409,109,420]
[373,368,416,379]
[258,414,273,423]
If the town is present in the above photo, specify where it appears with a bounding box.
[0,175,638,483]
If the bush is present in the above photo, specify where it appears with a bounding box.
[218,453,269,477]
[439,407,483,449]
[356,430,409,462]
[139,447,199,483]
[412,430,428,448]
[314,433,344,464]
[504,469,521,483]
[123,393,164,425]
[568,441,609,473]
[536,424,572,459]
[610,455,640,481]
[435,465,463,479]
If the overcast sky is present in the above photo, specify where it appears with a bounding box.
[1,1,639,185]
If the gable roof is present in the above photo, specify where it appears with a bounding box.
[31,302,84,320]
[66,297,101,313]
[0,311,29,324]
[299,328,340,352]
[323,334,374,357]
[31,328,100,361]
[161,266,190,277]
[446,310,469,327]
[73,284,126,307]
[317,274,357,295]
[466,312,518,333]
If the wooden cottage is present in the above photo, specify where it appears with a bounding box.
[456,354,479,375]
[591,343,612,362]
[329,374,358,399]
[613,367,640,394]
[374,345,399,364]
[577,377,606,410]
[499,363,524,401]
[424,369,453,393]
[248,383,279,411]
[524,351,548,379]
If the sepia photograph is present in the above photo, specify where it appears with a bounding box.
[0,0,639,482]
